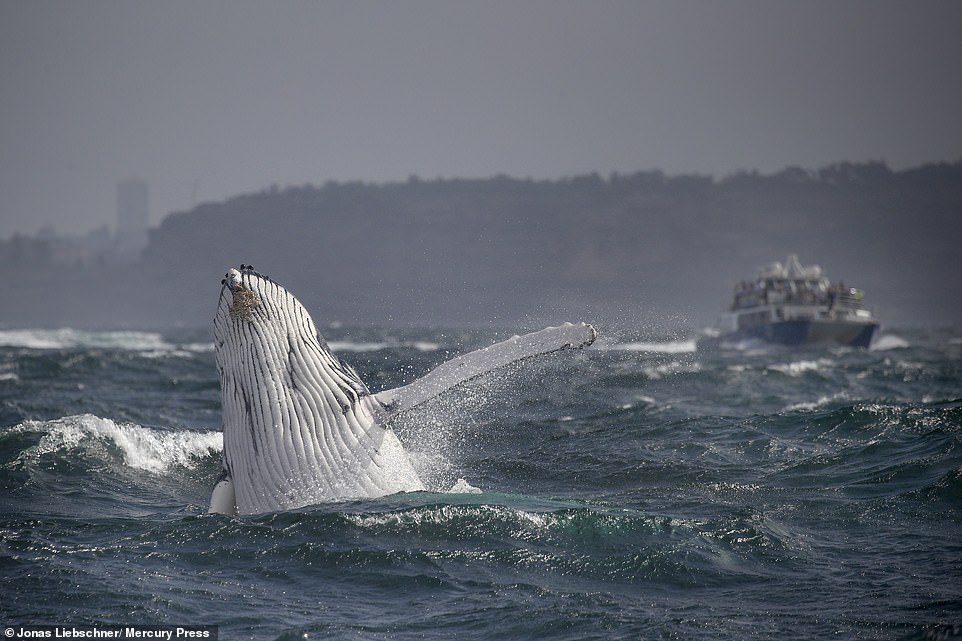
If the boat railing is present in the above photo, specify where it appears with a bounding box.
[835,288,866,309]
[731,280,867,313]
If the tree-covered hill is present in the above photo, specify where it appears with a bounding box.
[4,162,961,330]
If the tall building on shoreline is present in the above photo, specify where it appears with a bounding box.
[116,177,149,259]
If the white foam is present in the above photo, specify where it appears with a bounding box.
[720,338,772,353]
[784,393,848,412]
[181,342,215,353]
[446,478,482,494]
[768,359,832,376]
[327,341,391,352]
[642,361,702,379]
[12,414,222,473]
[870,334,909,351]
[328,340,440,353]
[138,349,199,359]
[606,339,697,354]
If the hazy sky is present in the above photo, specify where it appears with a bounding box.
[2,0,961,238]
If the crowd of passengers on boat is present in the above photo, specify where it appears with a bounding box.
[732,279,860,311]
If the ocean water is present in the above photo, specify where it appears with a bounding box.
[1,325,960,640]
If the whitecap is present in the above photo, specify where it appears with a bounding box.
[606,339,697,354]
[768,359,833,376]
[0,328,177,352]
[870,334,909,351]
[635,395,658,406]
[642,361,702,379]
[181,342,215,353]
[784,393,848,412]
[328,341,391,352]
[11,414,222,473]
[446,478,482,494]
[329,340,441,353]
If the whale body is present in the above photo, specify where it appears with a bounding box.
[210,265,596,516]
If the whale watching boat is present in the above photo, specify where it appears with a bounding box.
[700,255,880,349]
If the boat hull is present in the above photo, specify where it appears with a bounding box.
[705,318,879,349]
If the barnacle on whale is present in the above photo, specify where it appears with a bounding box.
[228,288,260,321]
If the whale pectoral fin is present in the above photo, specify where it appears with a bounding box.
[208,470,237,516]
[374,322,596,417]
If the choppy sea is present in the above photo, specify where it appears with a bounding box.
[1,324,960,640]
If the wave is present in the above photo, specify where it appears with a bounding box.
[7,414,222,474]
[0,328,445,356]
[0,328,212,355]
[4,415,478,506]
[321,498,793,586]
[783,392,850,412]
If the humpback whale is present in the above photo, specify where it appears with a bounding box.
[210,265,596,516]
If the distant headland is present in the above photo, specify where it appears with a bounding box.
[2,162,960,330]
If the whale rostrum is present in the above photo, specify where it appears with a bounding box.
[210,265,597,516]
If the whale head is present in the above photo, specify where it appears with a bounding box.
[216,265,317,344]
[213,264,368,401]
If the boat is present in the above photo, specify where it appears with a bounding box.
[700,255,880,349]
